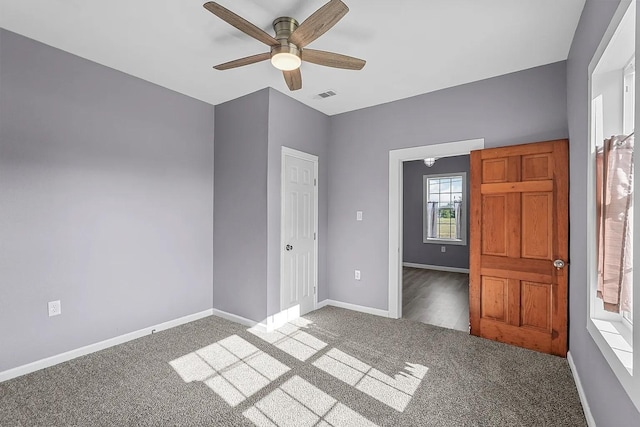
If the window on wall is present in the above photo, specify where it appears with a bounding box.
[622,58,635,327]
[423,173,467,245]
[588,0,638,408]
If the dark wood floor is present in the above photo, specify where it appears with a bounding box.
[402,267,470,332]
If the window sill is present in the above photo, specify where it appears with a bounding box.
[423,238,467,246]
[591,317,633,375]
[586,317,638,409]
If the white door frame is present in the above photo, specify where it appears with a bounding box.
[281,146,319,315]
[388,138,485,319]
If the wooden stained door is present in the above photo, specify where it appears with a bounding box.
[469,139,568,356]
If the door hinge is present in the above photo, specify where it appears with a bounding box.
[314,286,316,295]
[314,232,316,240]
[314,178,317,186]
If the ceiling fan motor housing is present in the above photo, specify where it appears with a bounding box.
[271,17,301,59]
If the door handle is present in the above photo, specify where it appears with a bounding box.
[553,259,566,270]
[285,244,293,251]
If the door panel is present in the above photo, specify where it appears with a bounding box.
[520,281,552,332]
[282,151,317,316]
[521,193,553,259]
[470,139,568,356]
[522,154,553,180]
[480,277,508,321]
[482,158,509,182]
[481,195,507,255]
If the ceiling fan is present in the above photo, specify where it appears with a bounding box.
[203,0,366,91]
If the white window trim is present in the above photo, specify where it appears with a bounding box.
[624,57,636,135]
[623,57,635,327]
[422,172,467,246]
[586,0,640,411]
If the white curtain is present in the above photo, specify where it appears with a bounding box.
[427,202,438,238]
[455,201,462,240]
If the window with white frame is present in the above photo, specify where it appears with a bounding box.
[623,58,635,327]
[588,0,638,409]
[423,173,467,245]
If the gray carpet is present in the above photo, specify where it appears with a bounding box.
[0,306,586,426]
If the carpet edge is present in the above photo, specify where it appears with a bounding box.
[0,308,214,383]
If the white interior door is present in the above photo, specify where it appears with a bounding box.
[281,147,317,316]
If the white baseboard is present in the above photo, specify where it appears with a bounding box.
[212,309,267,332]
[0,308,214,383]
[317,299,389,318]
[567,351,596,427]
[403,262,469,274]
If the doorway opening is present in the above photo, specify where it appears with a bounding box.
[388,139,485,323]
[402,160,470,331]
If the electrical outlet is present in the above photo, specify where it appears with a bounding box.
[356,211,363,221]
[48,300,61,317]
[441,246,446,253]
[355,270,361,280]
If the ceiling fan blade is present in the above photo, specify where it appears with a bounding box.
[283,69,302,91]
[203,2,279,47]
[289,0,348,48]
[301,49,365,70]
[214,52,271,70]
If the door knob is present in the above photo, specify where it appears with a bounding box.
[285,244,293,251]
[553,259,566,270]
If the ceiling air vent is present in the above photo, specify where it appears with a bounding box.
[315,90,337,99]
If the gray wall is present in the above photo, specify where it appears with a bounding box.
[403,155,470,269]
[566,0,639,423]
[267,89,330,314]
[328,61,568,310]
[0,29,215,371]
[214,88,329,323]
[213,89,269,322]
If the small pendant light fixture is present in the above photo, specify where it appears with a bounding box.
[424,157,437,167]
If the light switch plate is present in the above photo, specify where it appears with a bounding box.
[355,270,361,280]
[441,246,446,253]
[356,211,363,221]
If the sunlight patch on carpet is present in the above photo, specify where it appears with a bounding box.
[170,316,429,425]
[169,335,290,406]
[243,375,377,427]
[313,348,428,411]
[249,317,327,361]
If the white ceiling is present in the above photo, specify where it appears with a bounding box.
[0,0,586,116]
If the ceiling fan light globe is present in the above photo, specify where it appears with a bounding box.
[271,52,301,71]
